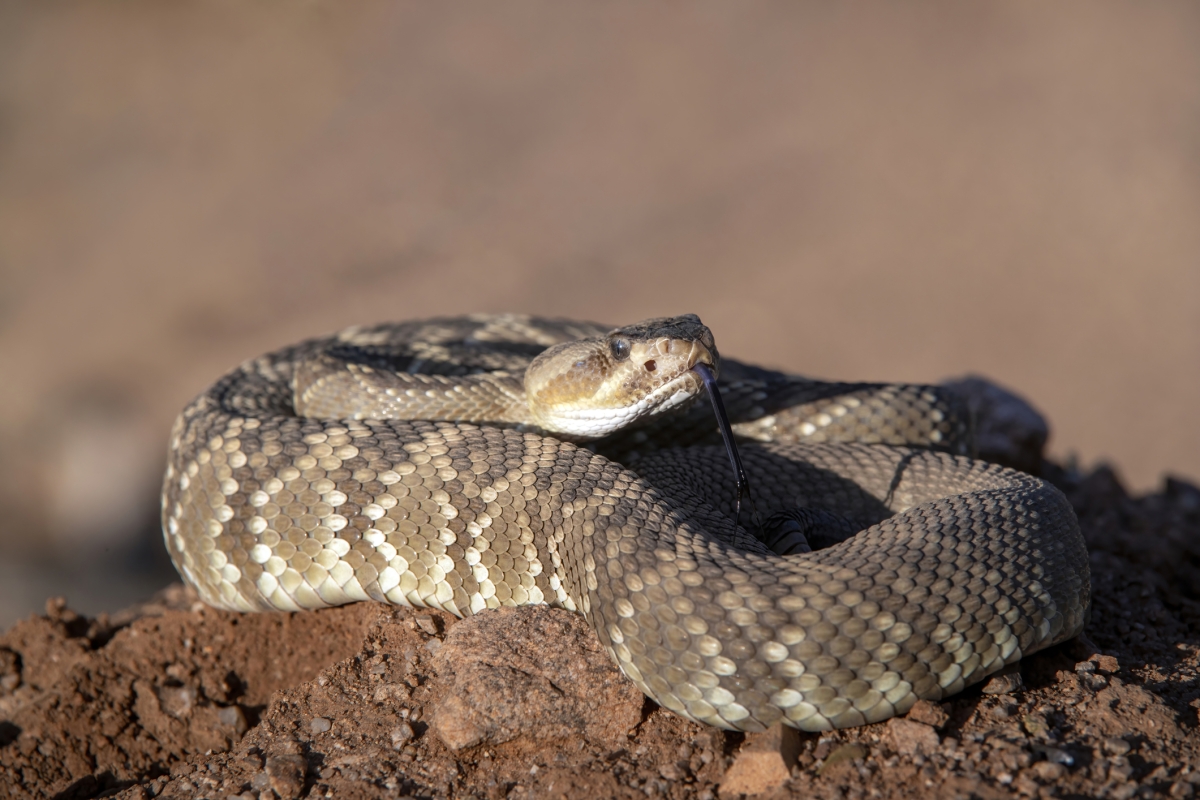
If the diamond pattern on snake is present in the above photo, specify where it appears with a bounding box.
[162,314,1089,731]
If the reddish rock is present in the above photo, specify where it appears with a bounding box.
[885,718,940,756]
[905,699,950,729]
[818,743,869,776]
[982,670,1025,695]
[264,753,306,800]
[719,724,801,797]
[429,606,642,751]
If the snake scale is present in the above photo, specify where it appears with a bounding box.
[162,314,1089,732]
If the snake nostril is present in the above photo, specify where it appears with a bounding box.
[644,360,657,372]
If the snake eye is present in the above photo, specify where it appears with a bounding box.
[610,338,631,361]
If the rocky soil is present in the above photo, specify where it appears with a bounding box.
[1,461,1198,800]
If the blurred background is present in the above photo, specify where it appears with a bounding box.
[1,1,1197,629]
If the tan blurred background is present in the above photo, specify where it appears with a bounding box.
[1,1,1197,628]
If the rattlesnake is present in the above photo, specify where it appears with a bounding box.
[162,314,1089,731]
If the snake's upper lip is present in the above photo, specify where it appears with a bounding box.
[686,341,715,371]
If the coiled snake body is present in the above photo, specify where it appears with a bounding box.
[162,315,1089,732]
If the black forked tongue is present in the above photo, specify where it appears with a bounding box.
[692,363,761,531]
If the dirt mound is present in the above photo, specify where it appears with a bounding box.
[2,463,1198,800]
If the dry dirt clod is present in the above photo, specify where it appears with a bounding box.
[1108,756,1135,782]
[817,743,868,776]
[390,722,415,750]
[1103,737,1132,756]
[718,724,801,797]
[264,753,307,800]
[428,606,642,751]
[1032,760,1066,781]
[982,666,1026,695]
[905,698,950,729]
[413,614,440,637]
[430,689,493,752]
[218,704,249,736]
[0,647,21,694]
[884,718,940,756]
[1021,713,1049,738]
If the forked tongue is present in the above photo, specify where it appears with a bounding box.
[692,363,760,531]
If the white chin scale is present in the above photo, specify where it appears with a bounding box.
[544,379,698,440]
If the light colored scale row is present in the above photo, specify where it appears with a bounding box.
[732,389,956,448]
[167,419,554,616]
[575,447,1075,730]
[296,357,529,426]
[603,542,1041,730]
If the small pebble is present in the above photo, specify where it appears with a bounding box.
[1033,761,1065,781]
[718,724,802,796]
[265,754,307,800]
[1110,784,1140,800]
[1034,744,1074,766]
[983,672,1025,695]
[310,717,332,733]
[391,722,415,749]
[1148,765,1172,782]
[1109,758,1135,781]
[1014,774,1040,796]
[885,718,939,756]
[820,743,868,772]
[1020,714,1048,737]
[217,705,248,736]
[414,615,439,636]
[1103,737,1131,756]
[905,699,950,729]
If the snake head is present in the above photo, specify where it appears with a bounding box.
[524,314,719,439]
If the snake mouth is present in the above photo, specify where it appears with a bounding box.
[624,337,714,420]
[528,340,712,439]
[643,367,706,414]
[539,368,704,438]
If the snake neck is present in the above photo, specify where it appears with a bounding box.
[294,352,534,427]
[288,314,723,441]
